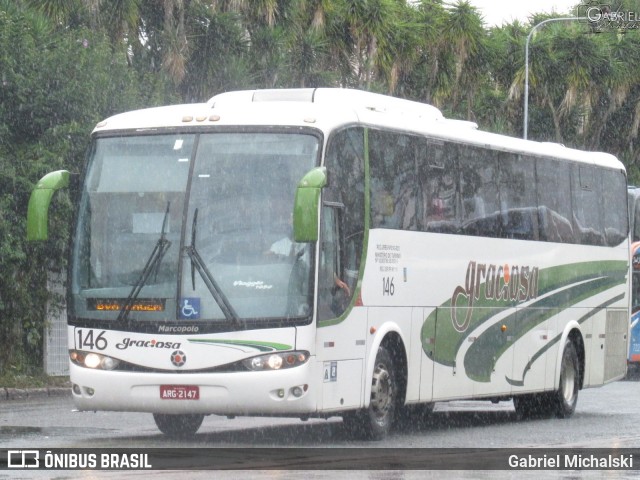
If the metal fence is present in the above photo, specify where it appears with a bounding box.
[44,272,69,376]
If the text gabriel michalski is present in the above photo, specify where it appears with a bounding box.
[508,453,633,469]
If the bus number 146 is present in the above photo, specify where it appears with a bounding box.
[383,277,395,296]
[76,329,108,351]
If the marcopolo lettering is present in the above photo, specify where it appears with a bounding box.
[157,325,200,333]
[116,338,182,350]
[451,261,539,332]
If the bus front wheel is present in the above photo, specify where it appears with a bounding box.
[343,345,398,440]
[153,413,204,436]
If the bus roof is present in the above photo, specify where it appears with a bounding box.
[93,88,624,171]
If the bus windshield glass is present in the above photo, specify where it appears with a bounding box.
[71,131,319,326]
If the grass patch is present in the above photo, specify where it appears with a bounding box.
[0,372,70,389]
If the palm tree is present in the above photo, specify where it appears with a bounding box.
[98,0,141,47]
[441,1,488,119]
[278,0,335,88]
[181,6,250,100]
[509,21,580,143]
[554,28,611,144]
[373,0,422,95]
[225,0,280,28]
[327,0,400,89]
[25,0,81,25]
[400,0,450,106]
[587,31,639,150]
[482,21,528,134]
[144,0,186,84]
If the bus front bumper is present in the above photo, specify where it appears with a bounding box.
[69,361,318,416]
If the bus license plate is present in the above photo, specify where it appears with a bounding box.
[160,385,200,400]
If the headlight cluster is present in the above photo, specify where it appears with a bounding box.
[70,350,120,370]
[242,351,309,371]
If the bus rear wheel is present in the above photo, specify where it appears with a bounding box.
[343,345,398,440]
[552,339,579,418]
[514,339,579,420]
[153,413,204,436]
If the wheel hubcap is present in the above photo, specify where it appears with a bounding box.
[371,362,393,420]
[561,359,576,404]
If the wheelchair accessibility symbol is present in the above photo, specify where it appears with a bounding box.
[179,298,200,319]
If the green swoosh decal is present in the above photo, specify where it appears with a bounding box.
[188,339,292,352]
[421,260,627,382]
[505,294,625,386]
[465,274,623,382]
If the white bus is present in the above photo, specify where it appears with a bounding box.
[28,88,630,439]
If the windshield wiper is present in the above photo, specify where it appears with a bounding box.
[117,202,172,322]
[184,208,242,327]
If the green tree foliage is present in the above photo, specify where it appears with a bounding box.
[0,1,173,373]
[4,0,640,373]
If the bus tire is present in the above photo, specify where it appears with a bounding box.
[153,413,204,436]
[343,345,398,440]
[552,339,579,418]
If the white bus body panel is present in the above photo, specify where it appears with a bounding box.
[315,309,368,411]
[360,229,628,402]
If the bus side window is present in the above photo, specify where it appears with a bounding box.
[459,145,500,238]
[572,164,605,246]
[601,169,628,246]
[418,140,460,233]
[320,127,365,321]
[536,158,575,244]
[498,153,538,240]
[318,206,350,319]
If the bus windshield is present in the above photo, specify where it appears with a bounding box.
[71,131,319,327]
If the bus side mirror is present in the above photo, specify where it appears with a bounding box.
[27,170,71,241]
[293,167,327,242]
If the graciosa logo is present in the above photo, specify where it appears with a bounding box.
[116,338,182,350]
[451,261,539,332]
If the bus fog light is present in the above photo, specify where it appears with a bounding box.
[277,389,285,398]
[291,386,304,397]
[72,384,81,395]
[85,387,95,396]
[84,353,101,369]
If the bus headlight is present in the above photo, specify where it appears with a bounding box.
[268,355,283,370]
[70,350,120,370]
[242,351,309,371]
[84,353,101,369]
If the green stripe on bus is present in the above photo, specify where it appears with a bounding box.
[187,339,292,352]
[421,260,627,381]
[505,294,625,386]
[464,276,623,382]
